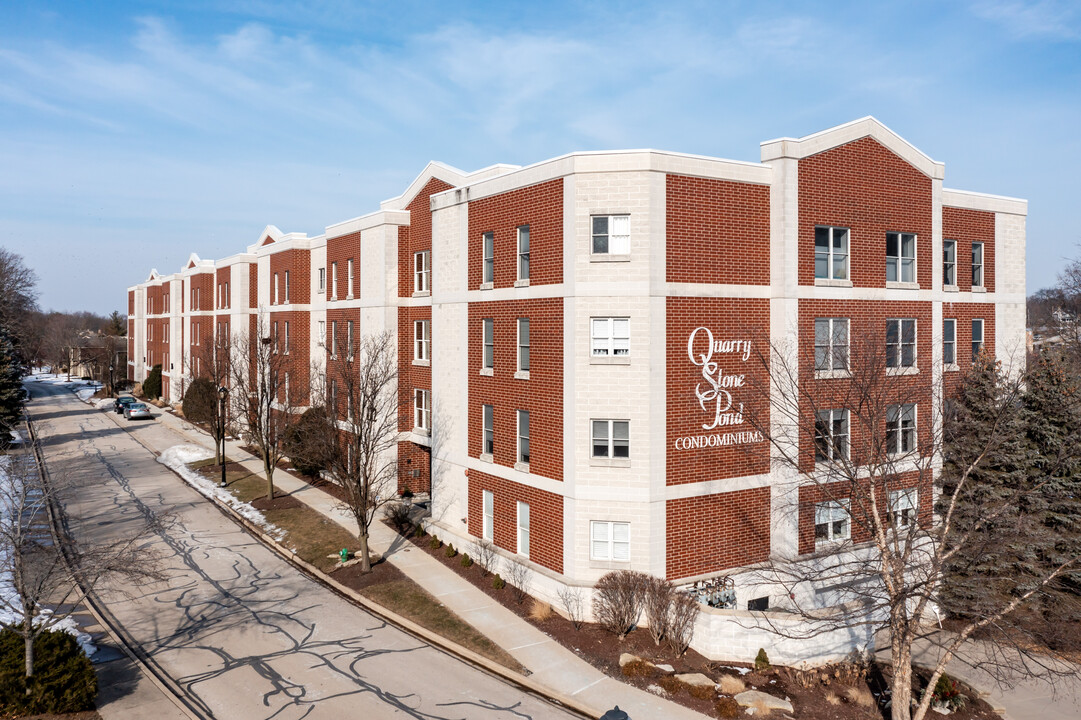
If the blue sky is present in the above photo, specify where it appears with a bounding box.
[1,0,1078,315]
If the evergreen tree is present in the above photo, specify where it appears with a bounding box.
[0,329,26,449]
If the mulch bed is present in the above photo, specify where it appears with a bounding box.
[251,494,304,511]
[330,555,400,591]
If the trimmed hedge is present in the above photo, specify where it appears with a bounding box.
[0,629,97,714]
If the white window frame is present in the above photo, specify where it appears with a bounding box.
[814,409,849,462]
[886,318,917,369]
[590,520,630,562]
[590,317,630,358]
[943,319,956,367]
[482,490,494,542]
[943,240,957,287]
[346,320,354,361]
[482,318,494,370]
[273,321,279,354]
[481,404,494,457]
[318,320,326,346]
[482,232,494,285]
[414,251,430,294]
[886,404,917,456]
[972,318,984,361]
[331,261,338,300]
[414,388,430,432]
[284,320,290,354]
[886,231,916,283]
[972,242,984,288]
[591,419,629,459]
[517,409,529,466]
[814,500,851,545]
[330,320,338,359]
[814,226,849,281]
[814,318,849,372]
[591,214,630,255]
[517,318,530,372]
[517,225,530,281]
[414,319,430,362]
[888,488,918,529]
[516,501,530,557]
[284,270,290,303]
[347,258,354,298]
[284,371,290,404]
[224,281,229,308]
[273,272,279,304]
[318,267,326,293]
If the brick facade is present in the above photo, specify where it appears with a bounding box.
[943,206,996,293]
[467,468,563,574]
[468,179,563,290]
[666,487,771,580]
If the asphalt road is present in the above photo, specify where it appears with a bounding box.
[25,381,579,720]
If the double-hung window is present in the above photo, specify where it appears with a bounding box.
[318,267,326,293]
[886,404,917,455]
[591,318,630,357]
[943,240,957,287]
[284,270,290,303]
[943,319,956,366]
[224,282,229,308]
[482,318,494,370]
[517,410,530,465]
[814,500,851,544]
[972,319,984,360]
[414,251,430,294]
[517,502,530,557]
[414,389,430,432]
[814,409,849,462]
[517,225,530,281]
[590,521,630,562]
[814,226,849,281]
[592,420,629,459]
[347,259,354,297]
[346,321,354,361]
[482,232,494,285]
[331,262,338,300]
[330,321,338,359]
[972,242,984,288]
[517,318,530,372]
[414,320,430,362]
[886,232,916,283]
[888,488,918,529]
[814,318,848,372]
[886,319,917,369]
[591,215,630,255]
[284,321,290,354]
[273,273,279,304]
[318,320,326,346]
[273,321,279,354]
[482,404,494,456]
[482,490,493,542]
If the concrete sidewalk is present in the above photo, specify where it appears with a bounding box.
[146,408,705,720]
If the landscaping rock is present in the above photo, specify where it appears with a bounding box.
[654,663,675,674]
[619,653,643,668]
[676,672,716,689]
[734,690,794,714]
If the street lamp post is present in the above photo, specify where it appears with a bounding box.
[108,365,113,396]
[218,385,229,488]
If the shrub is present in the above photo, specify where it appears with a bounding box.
[471,539,500,577]
[658,674,682,695]
[181,377,217,424]
[754,647,770,672]
[384,503,412,534]
[506,560,533,604]
[667,590,701,657]
[593,570,648,639]
[643,576,674,646]
[717,674,745,695]
[492,574,506,590]
[283,407,330,477]
[413,523,426,538]
[445,544,457,558]
[460,554,473,568]
[528,600,552,622]
[714,697,741,719]
[0,629,97,715]
[621,660,654,678]
[932,674,966,711]
[556,586,585,630]
[688,683,715,700]
[429,536,442,550]
[143,364,162,400]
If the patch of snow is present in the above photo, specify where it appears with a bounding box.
[7,431,22,445]
[157,445,285,541]
[718,665,753,675]
[95,398,116,410]
[647,684,666,695]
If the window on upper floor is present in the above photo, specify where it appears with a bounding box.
[347,259,354,298]
[886,232,916,283]
[482,232,494,285]
[318,267,326,293]
[346,320,354,361]
[224,282,229,308]
[482,490,494,542]
[482,318,494,370]
[273,321,279,354]
[815,409,849,462]
[886,404,917,456]
[886,319,917,369]
[274,273,279,304]
[814,318,848,372]
[815,226,849,281]
[284,271,290,303]
[517,225,530,281]
[318,320,326,345]
[943,319,956,366]
[591,215,630,255]
[592,419,629,459]
[888,488,918,529]
[972,242,984,288]
[517,501,530,557]
[482,404,494,456]
[414,389,430,432]
[517,410,530,466]
[284,321,290,354]
[590,521,629,562]
[330,320,338,359]
[414,320,430,362]
[815,500,850,545]
[517,318,530,372]
[972,319,984,361]
[414,251,430,294]
[943,240,957,287]
[331,262,338,300]
[591,318,629,357]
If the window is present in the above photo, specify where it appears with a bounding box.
[814,409,849,462]
[592,215,630,255]
[591,318,630,357]
[414,251,430,294]
[943,240,957,286]
[284,271,290,303]
[414,389,430,431]
[414,320,430,361]
[888,488,918,529]
[886,404,917,455]
[330,321,338,359]
[331,262,338,300]
[517,225,530,281]
[347,259,354,297]
[224,282,229,308]
[346,392,353,421]
[972,319,984,360]
[318,320,326,345]
[592,419,629,459]
[517,318,530,372]
[482,404,494,456]
[284,321,290,354]
[284,372,290,404]
[814,226,849,280]
[273,273,279,304]
[482,490,494,542]
[517,502,530,557]
[972,242,984,287]
[886,319,917,369]
[482,318,494,370]
[814,318,848,372]
[943,319,956,365]
[273,321,279,353]
[590,521,630,562]
[886,232,916,283]
[318,267,326,293]
[346,320,354,360]
[482,232,494,284]
[814,500,850,544]
[517,410,530,464]
[329,379,337,415]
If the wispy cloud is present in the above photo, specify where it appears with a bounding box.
[969,0,1081,40]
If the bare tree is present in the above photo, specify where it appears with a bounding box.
[556,585,586,630]
[310,330,401,573]
[737,329,1080,720]
[186,333,232,465]
[230,314,302,500]
[0,248,39,364]
[0,448,166,683]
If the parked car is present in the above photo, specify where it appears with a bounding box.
[114,396,136,414]
[124,403,151,421]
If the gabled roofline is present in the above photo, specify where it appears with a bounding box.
[246,225,283,254]
[182,253,215,274]
[760,116,946,180]
[326,210,410,240]
[379,161,521,212]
